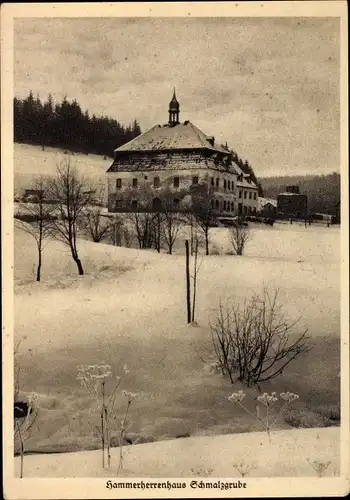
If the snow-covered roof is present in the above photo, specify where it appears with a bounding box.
[114,121,230,154]
[258,197,277,209]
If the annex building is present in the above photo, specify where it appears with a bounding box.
[107,91,258,215]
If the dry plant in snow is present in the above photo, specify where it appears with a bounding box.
[228,390,299,443]
[77,363,138,470]
[190,467,214,477]
[306,458,332,477]
[14,393,38,478]
[233,460,257,477]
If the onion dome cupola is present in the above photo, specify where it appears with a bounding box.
[168,88,180,125]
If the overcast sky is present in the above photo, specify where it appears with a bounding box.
[14,17,340,177]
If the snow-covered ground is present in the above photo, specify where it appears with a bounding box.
[13,221,341,462]
[15,427,340,478]
[11,145,341,477]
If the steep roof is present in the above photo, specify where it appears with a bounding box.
[114,121,230,154]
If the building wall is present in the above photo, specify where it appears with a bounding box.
[107,152,238,214]
[236,183,259,215]
[260,203,277,217]
[277,194,308,218]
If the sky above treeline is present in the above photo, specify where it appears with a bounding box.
[14,17,340,177]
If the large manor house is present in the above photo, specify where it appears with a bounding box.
[107,91,258,216]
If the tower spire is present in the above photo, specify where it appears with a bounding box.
[168,88,180,125]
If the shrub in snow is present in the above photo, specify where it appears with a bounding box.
[207,288,310,386]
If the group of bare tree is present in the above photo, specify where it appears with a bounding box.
[15,158,98,280]
[16,164,253,282]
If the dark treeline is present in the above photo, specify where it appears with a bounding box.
[260,172,340,215]
[14,92,142,157]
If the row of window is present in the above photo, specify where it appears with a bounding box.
[238,205,257,215]
[115,178,257,201]
[115,198,235,212]
[116,176,199,190]
[239,190,257,200]
[210,177,234,190]
[211,199,234,212]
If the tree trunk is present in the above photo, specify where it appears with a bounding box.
[75,257,84,275]
[205,230,209,256]
[36,248,42,282]
[191,240,198,322]
[157,214,161,253]
[185,240,191,323]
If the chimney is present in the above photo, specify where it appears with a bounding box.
[286,185,300,194]
[207,136,215,146]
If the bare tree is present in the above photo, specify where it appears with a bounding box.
[207,289,310,386]
[128,211,157,249]
[191,237,204,323]
[15,176,54,281]
[82,187,112,243]
[46,159,94,275]
[229,225,251,256]
[159,192,184,255]
[191,187,216,256]
[83,209,112,242]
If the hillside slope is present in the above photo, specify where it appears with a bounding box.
[14,143,109,194]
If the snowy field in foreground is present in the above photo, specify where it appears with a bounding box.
[14,428,340,478]
[12,220,340,462]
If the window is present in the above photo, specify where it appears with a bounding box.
[144,175,148,180]
[173,176,180,188]
[224,179,227,189]
[211,177,214,186]
[132,178,138,189]
[215,199,219,209]
[231,182,234,191]
[211,199,214,208]
[244,191,247,199]
[115,199,123,209]
[223,200,226,210]
[192,176,199,185]
[231,202,234,212]
[131,200,138,209]
[249,192,252,199]
[173,198,180,207]
[216,178,220,187]
[239,190,242,198]
[153,176,160,188]
[254,192,257,200]
[244,206,248,214]
[116,179,122,189]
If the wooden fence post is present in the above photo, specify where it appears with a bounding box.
[185,240,191,323]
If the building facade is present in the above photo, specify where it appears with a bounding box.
[107,92,258,216]
[235,164,259,215]
[277,185,308,219]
